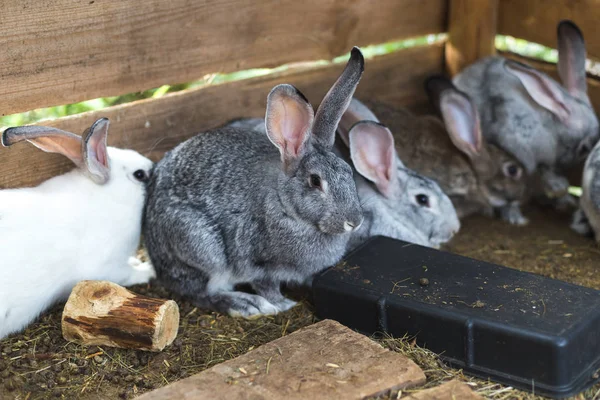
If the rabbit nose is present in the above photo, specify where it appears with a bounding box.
[344,216,364,232]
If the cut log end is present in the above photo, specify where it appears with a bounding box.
[61,280,179,352]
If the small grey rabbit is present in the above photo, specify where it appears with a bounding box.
[571,140,600,241]
[335,119,460,250]
[454,20,599,203]
[231,116,461,251]
[339,83,528,225]
[143,48,365,318]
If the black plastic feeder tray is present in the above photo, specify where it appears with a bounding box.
[312,236,600,398]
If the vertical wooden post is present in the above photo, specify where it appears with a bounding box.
[445,0,499,76]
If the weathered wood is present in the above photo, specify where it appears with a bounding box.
[0,0,447,116]
[62,281,179,352]
[136,319,426,400]
[405,380,483,400]
[0,44,444,189]
[498,0,600,61]
[446,0,498,76]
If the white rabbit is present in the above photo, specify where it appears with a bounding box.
[0,118,155,339]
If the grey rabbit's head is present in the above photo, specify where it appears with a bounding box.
[264,48,365,234]
[503,21,599,168]
[338,115,460,248]
[426,76,527,207]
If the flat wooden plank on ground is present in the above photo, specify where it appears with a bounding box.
[0,44,444,189]
[404,380,483,399]
[136,319,425,400]
[0,0,447,115]
[498,0,600,60]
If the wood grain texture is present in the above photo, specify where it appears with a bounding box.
[0,0,447,116]
[136,320,425,400]
[446,0,498,76]
[498,0,600,60]
[0,44,444,189]
[62,281,179,352]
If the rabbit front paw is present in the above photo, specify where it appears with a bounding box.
[123,261,156,286]
[499,203,529,226]
[571,208,594,237]
[207,291,280,318]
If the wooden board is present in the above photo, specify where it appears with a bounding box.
[498,0,600,60]
[446,0,498,76]
[0,0,447,116]
[404,380,483,400]
[136,319,426,400]
[0,44,444,189]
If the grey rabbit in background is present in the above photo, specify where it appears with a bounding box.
[143,48,365,318]
[572,140,600,241]
[335,111,460,250]
[453,20,599,205]
[341,79,528,225]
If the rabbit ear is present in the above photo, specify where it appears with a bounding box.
[2,125,84,167]
[81,118,110,184]
[557,20,588,102]
[349,121,397,198]
[504,60,570,122]
[313,47,365,150]
[337,98,380,147]
[439,89,485,158]
[265,84,315,171]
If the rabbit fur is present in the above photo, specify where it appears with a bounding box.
[453,20,599,204]
[0,119,155,339]
[339,90,528,225]
[143,48,365,318]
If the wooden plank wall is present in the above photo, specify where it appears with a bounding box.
[498,0,600,61]
[0,44,445,188]
[0,0,447,116]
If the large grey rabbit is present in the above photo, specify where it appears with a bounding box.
[453,20,599,201]
[143,48,365,318]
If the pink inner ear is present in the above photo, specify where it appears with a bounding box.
[96,141,108,167]
[266,86,315,163]
[349,122,396,197]
[440,93,481,156]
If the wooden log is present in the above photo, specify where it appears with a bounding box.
[446,0,498,76]
[61,280,179,352]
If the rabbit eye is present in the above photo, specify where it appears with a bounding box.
[503,163,522,179]
[309,174,322,189]
[415,194,430,207]
[578,142,591,158]
[133,169,149,182]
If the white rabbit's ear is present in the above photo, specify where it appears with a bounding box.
[504,60,570,122]
[266,84,315,171]
[2,125,84,167]
[81,118,110,184]
[349,121,397,198]
[338,98,379,147]
[557,20,588,102]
